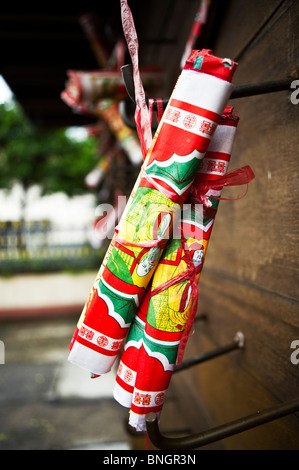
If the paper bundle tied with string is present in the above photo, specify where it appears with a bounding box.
[113,108,255,431]
[61,70,129,106]
[61,92,143,166]
[61,69,163,107]
[68,49,237,377]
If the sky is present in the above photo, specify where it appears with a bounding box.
[0,75,13,103]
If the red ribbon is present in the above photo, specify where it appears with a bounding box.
[176,232,199,365]
[176,164,255,363]
[192,165,255,195]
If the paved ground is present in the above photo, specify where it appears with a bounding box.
[0,315,145,450]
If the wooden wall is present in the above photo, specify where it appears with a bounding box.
[158,0,299,450]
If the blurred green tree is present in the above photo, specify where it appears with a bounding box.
[0,101,98,251]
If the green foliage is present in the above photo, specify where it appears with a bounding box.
[43,128,99,196]
[0,101,98,196]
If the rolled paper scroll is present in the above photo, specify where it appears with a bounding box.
[93,99,143,166]
[84,125,113,189]
[113,108,242,430]
[61,73,144,166]
[68,50,237,377]
[180,0,210,69]
[69,98,143,167]
[84,155,111,189]
[79,12,113,69]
